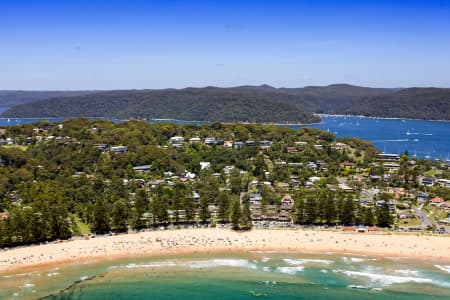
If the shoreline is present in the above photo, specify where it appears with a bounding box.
[1,228,450,274]
[316,113,450,123]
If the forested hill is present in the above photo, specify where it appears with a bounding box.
[339,88,450,120]
[0,88,320,124]
[2,85,450,121]
[0,91,98,107]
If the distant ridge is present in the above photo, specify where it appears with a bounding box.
[2,84,450,121]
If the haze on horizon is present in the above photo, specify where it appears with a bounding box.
[1,0,450,90]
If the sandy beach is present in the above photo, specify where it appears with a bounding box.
[1,229,450,274]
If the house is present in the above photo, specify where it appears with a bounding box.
[277,210,292,222]
[430,197,444,206]
[437,179,450,188]
[286,147,298,154]
[0,212,9,221]
[287,162,303,168]
[276,182,290,190]
[439,202,450,210]
[204,137,216,145]
[216,139,225,146]
[314,144,324,150]
[169,136,184,144]
[340,161,356,168]
[223,165,235,174]
[110,145,128,153]
[133,165,152,174]
[331,142,346,150]
[208,205,219,218]
[295,141,308,147]
[200,162,211,170]
[234,142,244,149]
[398,210,413,219]
[189,137,202,143]
[249,193,262,205]
[280,195,294,209]
[259,140,271,149]
[377,153,400,161]
[421,177,435,186]
[224,141,233,148]
[245,140,256,146]
[191,192,200,202]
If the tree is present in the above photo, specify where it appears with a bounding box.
[305,199,317,224]
[92,198,110,234]
[229,168,243,195]
[216,191,230,223]
[293,198,305,224]
[111,199,128,232]
[230,199,242,230]
[324,198,337,224]
[377,202,393,227]
[152,192,169,224]
[341,199,355,225]
[363,207,375,226]
[199,196,210,224]
[132,189,149,229]
[241,201,252,230]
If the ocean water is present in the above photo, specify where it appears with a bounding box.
[1,253,449,300]
[1,106,450,159]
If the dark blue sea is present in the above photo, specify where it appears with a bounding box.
[0,107,449,159]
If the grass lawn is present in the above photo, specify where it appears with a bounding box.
[74,216,92,236]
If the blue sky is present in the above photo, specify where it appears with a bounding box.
[1,0,450,90]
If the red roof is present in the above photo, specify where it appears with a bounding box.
[431,197,444,203]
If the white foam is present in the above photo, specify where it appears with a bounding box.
[283,258,333,265]
[262,266,271,272]
[23,283,35,288]
[47,272,60,277]
[187,259,257,270]
[79,276,89,281]
[320,269,329,274]
[337,269,432,286]
[347,285,368,289]
[276,266,305,275]
[394,269,419,276]
[434,265,450,274]
[261,257,270,263]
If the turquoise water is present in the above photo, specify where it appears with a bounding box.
[1,106,450,159]
[1,253,449,300]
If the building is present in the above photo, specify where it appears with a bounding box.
[377,153,400,161]
[249,193,262,205]
[204,137,216,145]
[110,145,128,153]
[189,137,201,143]
[200,162,211,170]
[169,136,184,144]
[133,165,152,174]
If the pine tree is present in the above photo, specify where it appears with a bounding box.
[216,191,230,223]
[376,202,393,227]
[230,199,242,230]
[132,189,149,229]
[92,198,110,234]
[241,201,252,230]
[293,198,305,224]
[199,195,210,224]
[111,199,128,232]
[341,199,355,225]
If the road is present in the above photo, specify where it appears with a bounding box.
[413,207,434,228]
